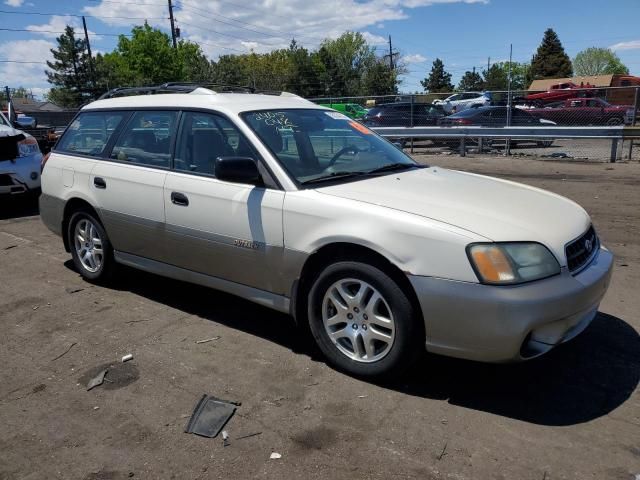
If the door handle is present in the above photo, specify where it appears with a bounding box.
[171,191,189,206]
[94,177,106,189]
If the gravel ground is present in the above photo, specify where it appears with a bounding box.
[0,156,639,480]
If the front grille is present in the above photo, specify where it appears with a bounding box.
[566,226,599,273]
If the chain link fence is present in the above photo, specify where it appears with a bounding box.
[309,85,640,162]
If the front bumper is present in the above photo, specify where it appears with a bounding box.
[0,153,42,194]
[409,246,613,363]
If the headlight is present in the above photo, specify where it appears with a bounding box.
[18,136,40,157]
[467,242,560,285]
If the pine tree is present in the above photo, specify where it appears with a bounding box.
[458,69,484,91]
[45,26,95,107]
[528,28,573,82]
[420,58,453,93]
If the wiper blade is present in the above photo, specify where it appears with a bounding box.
[367,163,420,174]
[301,171,368,185]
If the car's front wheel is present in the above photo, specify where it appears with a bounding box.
[307,261,422,378]
[68,209,114,282]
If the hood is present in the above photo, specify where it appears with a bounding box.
[0,124,24,138]
[316,167,591,264]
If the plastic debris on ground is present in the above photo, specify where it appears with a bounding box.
[86,369,108,391]
[270,452,282,460]
[184,394,240,438]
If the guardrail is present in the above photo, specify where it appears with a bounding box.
[370,125,640,162]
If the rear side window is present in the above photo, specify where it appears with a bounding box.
[57,112,126,156]
[110,111,178,168]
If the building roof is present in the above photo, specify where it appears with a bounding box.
[83,89,319,115]
[9,97,63,112]
[529,75,615,91]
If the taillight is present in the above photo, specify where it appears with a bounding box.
[41,152,51,173]
[453,118,473,125]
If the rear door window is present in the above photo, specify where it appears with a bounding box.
[57,111,127,156]
[109,111,178,168]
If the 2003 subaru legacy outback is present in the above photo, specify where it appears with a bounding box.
[39,84,613,377]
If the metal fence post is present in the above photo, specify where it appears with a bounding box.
[410,94,414,153]
[610,139,618,163]
[460,137,466,157]
[628,86,639,160]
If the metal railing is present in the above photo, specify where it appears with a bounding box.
[370,125,640,162]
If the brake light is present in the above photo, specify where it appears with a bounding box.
[41,152,51,173]
[453,118,473,125]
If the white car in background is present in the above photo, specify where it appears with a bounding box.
[39,84,612,378]
[0,110,43,195]
[434,91,492,113]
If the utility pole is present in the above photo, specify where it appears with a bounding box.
[388,35,394,70]
[82,16,96,91]
[487,57,490,72]
[4,86,14,123]
[168,0,177,48]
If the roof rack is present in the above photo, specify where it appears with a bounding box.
[98,82,258,100]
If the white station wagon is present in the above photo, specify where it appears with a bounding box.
[40,84,613,377]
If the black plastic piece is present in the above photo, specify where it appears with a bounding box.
[184,394,238,438]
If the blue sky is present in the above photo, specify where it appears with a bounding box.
[1,0,639,98]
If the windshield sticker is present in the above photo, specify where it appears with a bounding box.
[253,112,297,128]
[349,121,373,135]
[324,111,349,120]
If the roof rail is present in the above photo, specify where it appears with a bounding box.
[97,83,302,100]
[98,82,257,100]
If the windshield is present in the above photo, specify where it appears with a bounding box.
[242,109,417,185]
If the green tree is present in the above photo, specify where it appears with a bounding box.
[45,26,94,107]
[483,62,529,91]
[528,28,573,82]
[573,47,629,76]
[458,69,484,91]
[319,32,379,96]
[363,59,398,95]
[420,58,453,93]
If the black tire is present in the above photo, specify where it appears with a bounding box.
[607,117,623,126]
[307,261,423,378]
[537,140,553,148]
[67,209,114,283]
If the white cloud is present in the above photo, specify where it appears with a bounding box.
[4,0,25,6]
[83,0,487,59]
[402,53,427,64]
[26,15,100,40]
[0,39,54,91]
[240,41,259,52]
[361,32,387,45]
[609,40,640,51]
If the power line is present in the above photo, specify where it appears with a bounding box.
[0,27,130,36]
[0,9,166,20]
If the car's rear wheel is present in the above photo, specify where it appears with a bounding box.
[607,117,623,126]
[68,209,114,282]
[307,261,422,378]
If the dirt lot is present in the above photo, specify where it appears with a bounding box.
[1,156,639,480]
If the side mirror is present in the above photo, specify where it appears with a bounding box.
[215,157,261,185]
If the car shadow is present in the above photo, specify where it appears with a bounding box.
[72,262,640,427]
[0,194,40,220]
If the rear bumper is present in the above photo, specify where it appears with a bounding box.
[409,246,613,363]
[39,193,65,237]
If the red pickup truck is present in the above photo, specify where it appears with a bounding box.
[525,97,634,126]
[524,82,596,106]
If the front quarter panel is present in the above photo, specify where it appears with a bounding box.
[283,189,485,283]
